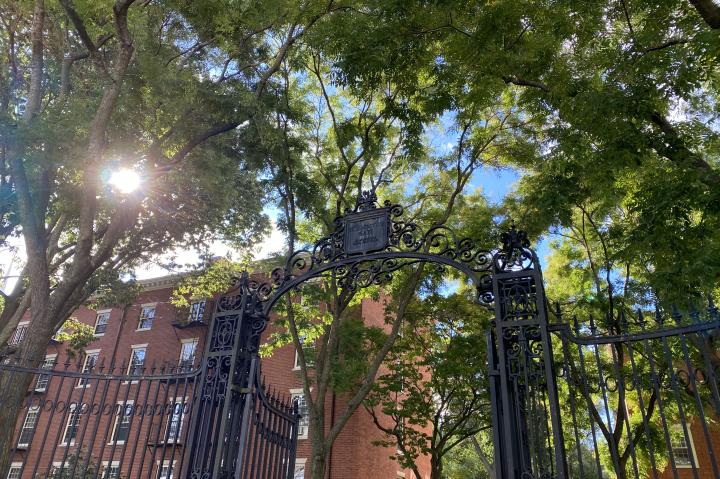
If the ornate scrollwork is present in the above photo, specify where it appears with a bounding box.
[231,192,539,313]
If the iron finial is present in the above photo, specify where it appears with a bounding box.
[355,190,378,212]
[500,225,530,254]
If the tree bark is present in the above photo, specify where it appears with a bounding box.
[689,0,720,29]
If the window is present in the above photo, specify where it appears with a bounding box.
[102,462,120,478]
[17,406,39,447]
[62,404,82,445]
[188,300,206,322]
[671,428,698,468]
[290,390,309,439]
[9,322,28,345]
[178,339,198,371]
[127,346,147,377]
[94,310,111,335]
[77,350,100,387]
[7,463,22,479]
[293,459,306,479]
[137,305,156,330]
[35,354,57,391]
[293,336,315,370]
[158,461,174,479]
[111,402,134,444]
[165,399,187,443]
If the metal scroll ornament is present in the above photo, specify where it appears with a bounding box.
[245,191,536,314]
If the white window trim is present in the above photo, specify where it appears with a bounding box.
[396,472,406,478]
[93,309,112,336]
[136,303,157,331]
[17,405,40,447]
[101,461,120,479]
[7,462,23,479]
[125,344,148,383]
[293,458,306,479]
[156,459,177,479]
[35,354,57,392]
[290,389,310,440]
[109,400,135,445]
[673,427,700,469]
[187,299,207,322]
[293,349,301,371]
[9,322,29,345]
[77,349,101,388]
[60,404,82,447]
[178,338,199,367]
[164,397,189,443]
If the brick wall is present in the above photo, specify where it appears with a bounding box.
[8,277,431,479]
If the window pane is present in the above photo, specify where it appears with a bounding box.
[129,348,146,376]
[113,404,133,442]
[292,394,309,437]
[18,407,39,445]
[36,356,55,391]
[158,465,173,479]
[138,306,155,329]
[9,325,28,345]
[672,434,692,465]
[293,463,305,479]
[179,340,197,371]
[166,402,184,441]
[63,405,81,444]
[95,312,110,334]
[188,300,206,322]
[78,353,99,386]
[7,467,21,479]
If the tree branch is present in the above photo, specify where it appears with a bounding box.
[689,0,720,29]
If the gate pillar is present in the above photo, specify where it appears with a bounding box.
[184,273,267,479]
[488,229,567,479]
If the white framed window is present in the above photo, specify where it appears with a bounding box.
[102,461,120,478]
[17,406,40,447]
[164,398,188,443]
[157,460,175,479]
[9,322,28,345]
[94,310,111,335]
[110,401,134,445]
[290,389,309,439]
[35,354,57,391]
[61,403,82,446]
[77,349,100,387]
[293,336,315,370]
[137,304,156,330]
[178,339,198,371]
[7,463,22,479]
[188,300,206,322]
[671,427,699,468]
[293,458,306,479]
[127,345,147,379]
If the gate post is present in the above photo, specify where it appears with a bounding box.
[184,273,268,479]
[488,228,567,479]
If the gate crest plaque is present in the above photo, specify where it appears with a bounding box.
[345,208,389,254]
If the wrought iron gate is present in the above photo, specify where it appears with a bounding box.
[3,191,720,479]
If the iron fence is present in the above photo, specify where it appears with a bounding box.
[0,354,300,479]
[549,304,720,479]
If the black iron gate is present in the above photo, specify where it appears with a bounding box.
[3,191,720,479]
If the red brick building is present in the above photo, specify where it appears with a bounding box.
[5,274,429,479]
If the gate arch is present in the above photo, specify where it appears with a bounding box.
[184,190,567,479]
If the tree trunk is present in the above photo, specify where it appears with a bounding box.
[308,442,327,479]
[0,318,54,477]
[430,454,443,479]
